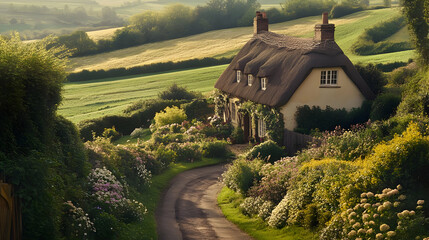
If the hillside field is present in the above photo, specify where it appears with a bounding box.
[70,7,414,73]
[59,65,226,123]
[60,8,416,123]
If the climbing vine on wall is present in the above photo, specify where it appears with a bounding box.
[239,101,284,144]
[213,89,229,116]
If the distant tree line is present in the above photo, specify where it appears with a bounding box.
[57,0,378,57]
[67,57,233,81]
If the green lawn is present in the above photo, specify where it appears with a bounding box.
[218,187,318,240]
[59,65,226,123]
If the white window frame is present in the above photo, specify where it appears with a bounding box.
[236,70,241,83]
[248,74,253,86]
[261,77,267,90]
[258,118,266,137]
[320,70,338,86]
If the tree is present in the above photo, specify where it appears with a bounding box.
[401,0,429,65]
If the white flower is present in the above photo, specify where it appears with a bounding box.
[376,233,384,239]
[417,200,425,205]
[398,194,407,201]
[387,231,396,237]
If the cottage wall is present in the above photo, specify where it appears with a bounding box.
[280,67,366,130]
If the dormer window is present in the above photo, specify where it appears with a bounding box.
[236,70,241,83]
[248,74,253,86]
[261,77,267,90]
[320,70,337,85]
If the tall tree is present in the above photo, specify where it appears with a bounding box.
[401,0,429,65]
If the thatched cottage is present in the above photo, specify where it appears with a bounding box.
[214,12,374,146]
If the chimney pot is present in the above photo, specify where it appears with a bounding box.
[254,11,268,34]
[322,12,329,24]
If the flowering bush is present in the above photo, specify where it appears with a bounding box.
[222,158,264,194]
[88,167,126,207]
[240,197,264,216]
[62,201,96,239]
[248,157,298,204]
[167,142,202,162]
[115,199,147,223]
[102,126,121,141]
[322,185,429,240]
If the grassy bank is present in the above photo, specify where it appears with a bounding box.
[129,157,226,239]
[218,187,318,240]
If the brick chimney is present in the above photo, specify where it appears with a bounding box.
[254,11,268,34]
[314,12,335,41]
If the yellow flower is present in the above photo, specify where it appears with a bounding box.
[376,233,384,239]
[387,231,396,237]
[380,224,390,232]
[417,200,425,205]
[348,230,357,237]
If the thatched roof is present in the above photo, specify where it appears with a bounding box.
[215,31,375,107]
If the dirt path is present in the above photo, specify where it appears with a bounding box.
[156,164,253,240]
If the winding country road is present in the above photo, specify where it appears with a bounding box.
[156,164,253,240]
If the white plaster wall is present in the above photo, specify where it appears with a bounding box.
[280,67,366,130]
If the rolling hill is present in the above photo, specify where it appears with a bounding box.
[60,7,416,123]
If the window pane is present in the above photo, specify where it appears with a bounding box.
[321,71,326,85]
[332,70,337,84]
[248,75,253,86]
[237,70,241,82]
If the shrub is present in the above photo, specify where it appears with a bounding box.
[248,157,299,204]
[240,197,264,216]
[230,127,245,144]
[102,126,121,141]
[154,144,176,166]
[258,201,275,221]
[181,99,213,120]
[154,106,187,127]
[167,142,202,163]
[268,194,291,228]
[92,212,120,240]
[370,92,401,121]
[222,158,264,194]
[389,66,417,86]
[325,186,429,240]
[114,199,147,223]
[158,83,199,101]
[355,63,387,95]
[200,140,231,158]
[245,140,285,163]
[88,167,126,208]
[62,201,95,240]
[294,103,371,134]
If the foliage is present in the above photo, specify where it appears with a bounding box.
[294,102,371,134]
[102,126,121,141]
[230,127,245,144]
[88,167,126,208]
[54,31,97,57]
[282,0,335,20]
[200,140,232,158]
[355,63,387,95]
[248,157,299,204]
[158,83,199,101]
[370,92,401,121]
[397,68,429,117]
[245,140,286,163]
[238,101,285,144]
[154,106,187,127]
[79,99,186,140]
[166,142,203,163]
[67,57,233,82]
[351,16,413,55]
[222,158,264,194]
[329,3,364,18]
[401,0,429,65]
[62,201,96,240]
[130,128,148,139]
[389,66,417,86]
[181,99,213,120]
[322,186,428,240]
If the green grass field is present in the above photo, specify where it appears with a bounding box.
[59,65,226,123]
[70,7,414,72]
